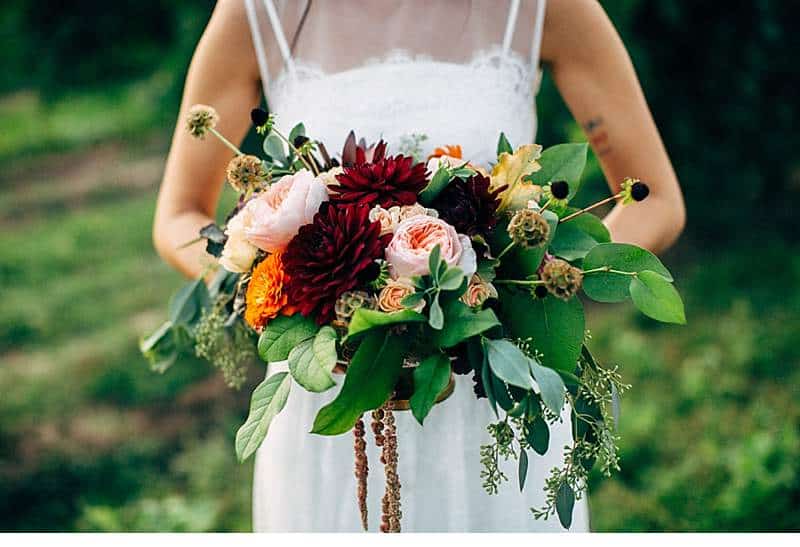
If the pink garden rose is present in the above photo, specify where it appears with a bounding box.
[245,169,328,253]
[385,216,477,279]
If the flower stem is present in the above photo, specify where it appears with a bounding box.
[208,127,243,156]
[272,129,318,175]
[582,266,638,276]
[559,191,624,223]
[494,279,545,286]
[496,241,516,260]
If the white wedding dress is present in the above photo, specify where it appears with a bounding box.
[244,0,589,532]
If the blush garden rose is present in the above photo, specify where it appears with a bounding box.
[385,216,477,279]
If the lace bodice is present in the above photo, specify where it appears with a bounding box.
[245,0,547,167]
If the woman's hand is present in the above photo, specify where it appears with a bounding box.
[542,0,685,254]
[154,0,260,278]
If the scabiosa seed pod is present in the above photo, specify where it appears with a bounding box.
[333,290,375,329]
[620,177,650,204]
[549,180,570,200]
[507,208,550,248]
[225,154,267,194]
[250,107,269,127]
[540,258,584,300]
[186,104,219,139]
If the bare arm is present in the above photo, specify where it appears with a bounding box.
[154,0,261,278]
[541,0,685,254]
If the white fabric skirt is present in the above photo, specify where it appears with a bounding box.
[252,365,590,532]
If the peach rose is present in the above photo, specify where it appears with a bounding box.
[385,216,477,279]
[461,275,498,307]
[377,279,424,313]
[369,204,438,236]
[245,169,328,253]
[219,205,258,273]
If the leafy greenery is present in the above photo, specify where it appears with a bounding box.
[235,372,291,462]
[409,353,451,424]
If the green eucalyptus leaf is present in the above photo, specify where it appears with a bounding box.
[410,353,452,424]
[287,327,338,392]
[550,220,603,261]
[169,279,210,326]
[235,372,291,462]
[429,245,442,282]
[529,357,566,414]
[438,267,465,291]
[492,374,515,411]
[347,308,426,339]
[419,167,453,205]
[518,448,529,492]
[481,352,499,417]
[429,294,444,330]
[400,292,426,308]
[484,339,535,390]
[432,301,500,348]
[527,412,550,455]
[555,482,576,529]
[526,143,588,199]
[263,134,286,163]
[311,331,405,435]
[582,243,673,302]
[497,287,585,372]
[258,314,319,363]
[288,122,306,143]
[630,270,686,324]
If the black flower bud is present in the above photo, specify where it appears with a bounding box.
[631,181,650,202]
[550,180,570,200]
[250,108,269,127]
[533,284,549,299]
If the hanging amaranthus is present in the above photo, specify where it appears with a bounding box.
[354,417,369,531]
[379,403,402,533]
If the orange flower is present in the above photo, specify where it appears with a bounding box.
[428,145,462,160]
[244,252,295,331]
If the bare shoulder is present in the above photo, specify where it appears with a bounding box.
[540,0,621,66]
[190,0,259,83]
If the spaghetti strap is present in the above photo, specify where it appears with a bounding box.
[262,0,296,76]
[530,0,547,72]
[245,0,271,88]
[501,0,521,57]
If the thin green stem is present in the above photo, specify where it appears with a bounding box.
[539,199,552,212]
[272,129,318,175]
[496,241,516,260]
[582,266,638,277]
[559,192,624,223]
[494,279,545,286]
[208,127,243,156]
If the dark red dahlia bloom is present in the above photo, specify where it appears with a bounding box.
[431,173,505,237]
[329,141,428,208]
[283,203,385,324]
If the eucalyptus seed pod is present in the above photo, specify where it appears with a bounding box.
[507,208,550,248]
[540,258,584,300]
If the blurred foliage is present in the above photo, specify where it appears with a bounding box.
[0,0,798,533]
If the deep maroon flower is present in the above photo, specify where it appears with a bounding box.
[329,141,428,208]
[431,173,505,237]
[283,203,385,324]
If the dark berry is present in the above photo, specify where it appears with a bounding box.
[293,135,309,148]
[250,107,269,126]
[631,181,650,201]
[550,180,570,200]
[534,285,548,299]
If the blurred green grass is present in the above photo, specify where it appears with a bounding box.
[1,0,799,532]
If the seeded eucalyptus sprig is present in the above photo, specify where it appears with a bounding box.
[400,245,466,330]
[251,108,318,175]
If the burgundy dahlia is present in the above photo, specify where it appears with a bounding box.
[283,203,385,324]
[329,141,428,208]
[431,173,505,237]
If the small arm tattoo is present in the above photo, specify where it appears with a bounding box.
[582,116,612,157]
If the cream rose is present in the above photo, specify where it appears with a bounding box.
[369,204,438,236]
[245,169,328,253]
[318,166,344,188]
[461,275,498,307]
[377,279,424,313]
[425,155,461,174]
[219,205,258,273]
[385,216,477,279]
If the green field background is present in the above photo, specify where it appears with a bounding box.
[1,1,798,531]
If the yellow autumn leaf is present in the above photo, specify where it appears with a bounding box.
[490,144,543,210]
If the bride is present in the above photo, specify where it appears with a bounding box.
[153,0,684,532]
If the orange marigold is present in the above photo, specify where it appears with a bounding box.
[244,252,295,331]
[428,144,463,160]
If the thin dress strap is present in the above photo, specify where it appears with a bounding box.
[501,0,521,56]
[530,0,547,72]
[244,0,271,89]
[262,0,296,77]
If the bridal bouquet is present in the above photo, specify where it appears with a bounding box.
[142,105,685,531]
